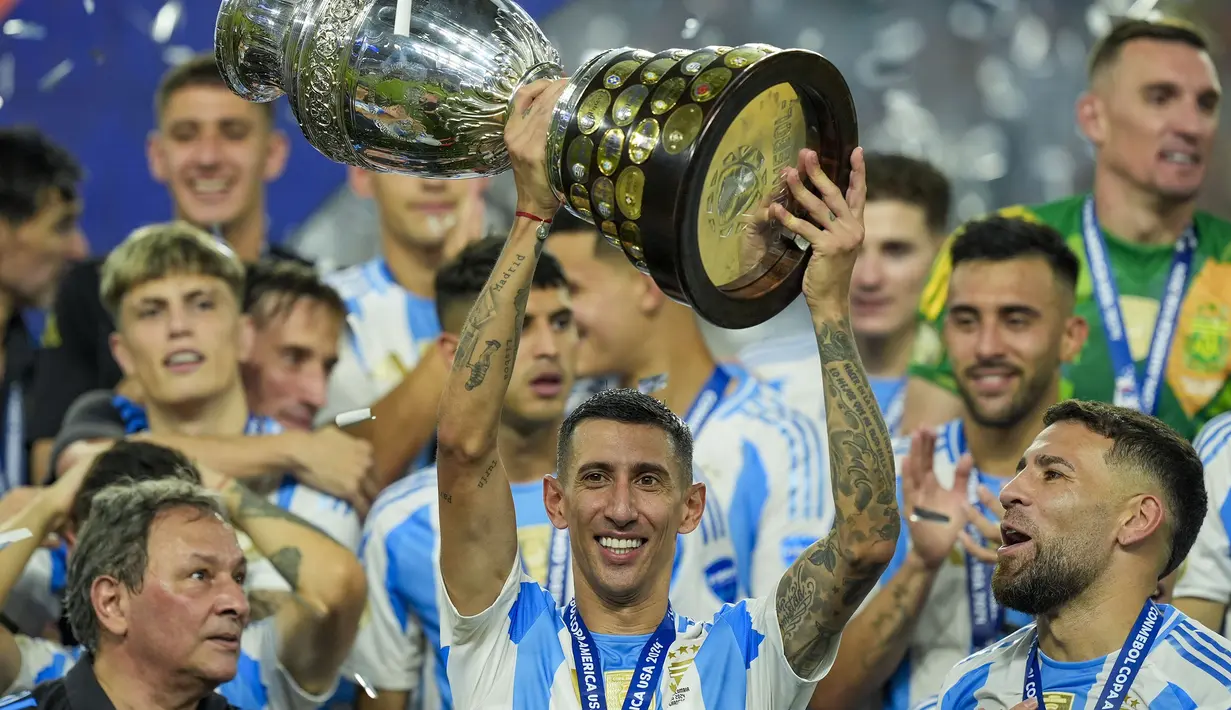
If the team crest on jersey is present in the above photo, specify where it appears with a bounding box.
[666,644,700,707]
[1171,262,1231,415]
[1183,302,1230,374]
[1040,691,1075,710]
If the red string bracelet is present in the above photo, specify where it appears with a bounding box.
[515,211,554,224]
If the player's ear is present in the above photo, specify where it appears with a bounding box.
[436,332,460,366]
[677,481,705,535]
[1117,492,1165,549]
[544,474,568,530]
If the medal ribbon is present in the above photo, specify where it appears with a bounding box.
[1081,195,1196,415]
[1023,600,1162,707]
[566,599,676,710]
[953,422,1004,651]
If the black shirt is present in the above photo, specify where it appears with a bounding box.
[26,245,312,453]
[25,259,119,449]
[1,309,36,489]
[0,653,240,709]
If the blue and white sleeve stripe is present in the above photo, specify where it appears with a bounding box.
[1195,413,1231,467]
[1168,621,1231,692]
[739,391,828,523]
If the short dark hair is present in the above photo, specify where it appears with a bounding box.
[558,388,693,484]
[864,153,952,233]
[155,53,275,124]
[0,127,83,225]
[244,259,345,327]
[434,236,569,332]
[1043,400,1205,578]
[1088,18,1210,80]
[950,216,1080,291]
[72,441,203,526]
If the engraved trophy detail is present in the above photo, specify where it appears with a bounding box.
[215,0,858,328]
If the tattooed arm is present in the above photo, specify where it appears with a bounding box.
[215,477,366,694]
[775,315,900,677]
[770,147,900,679]
[436,78,569,617]
[811,430,974,708]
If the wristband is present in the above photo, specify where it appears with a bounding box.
[515,211,554,240]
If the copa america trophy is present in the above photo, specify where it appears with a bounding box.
[215,0,858,328]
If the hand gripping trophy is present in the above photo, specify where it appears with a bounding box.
[215,0,858,328]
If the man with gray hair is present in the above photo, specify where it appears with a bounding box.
[0,443,366,709]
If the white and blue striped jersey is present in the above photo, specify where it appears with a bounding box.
[439,550,835,709]
[346,464,738,707]
[738,332,907,438]
[2,543,67,639]
[7,619,337,709]
[1174,411,1231,633]
[320,259,440,467]
[931,606,1231,710]
[875,420,1030,710]
[695,365,831,599]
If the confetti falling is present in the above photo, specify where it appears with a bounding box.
[2,18,46,39]
[0,0,1224,249]
[38,59,73,92]
[150,0,183,44]
[0,53,13,99]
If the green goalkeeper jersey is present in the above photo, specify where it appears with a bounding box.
[911,193,1231,441]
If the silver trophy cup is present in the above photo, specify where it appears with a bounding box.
[216,0,564,178]
[215,0,858,328]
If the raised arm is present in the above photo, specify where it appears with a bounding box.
[0,452,98,691]
[210,472,366,695]
[810,432,974,708]
[435,78,569,617]
[770,147,901,678]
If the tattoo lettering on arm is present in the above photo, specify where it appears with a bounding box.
[503,338,515,380]
[506,239,542,375]
[457,251,537,390]
[777,317,900,677]
[476,458,499,489]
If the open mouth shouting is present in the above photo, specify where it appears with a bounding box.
[999,524,1033,556]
